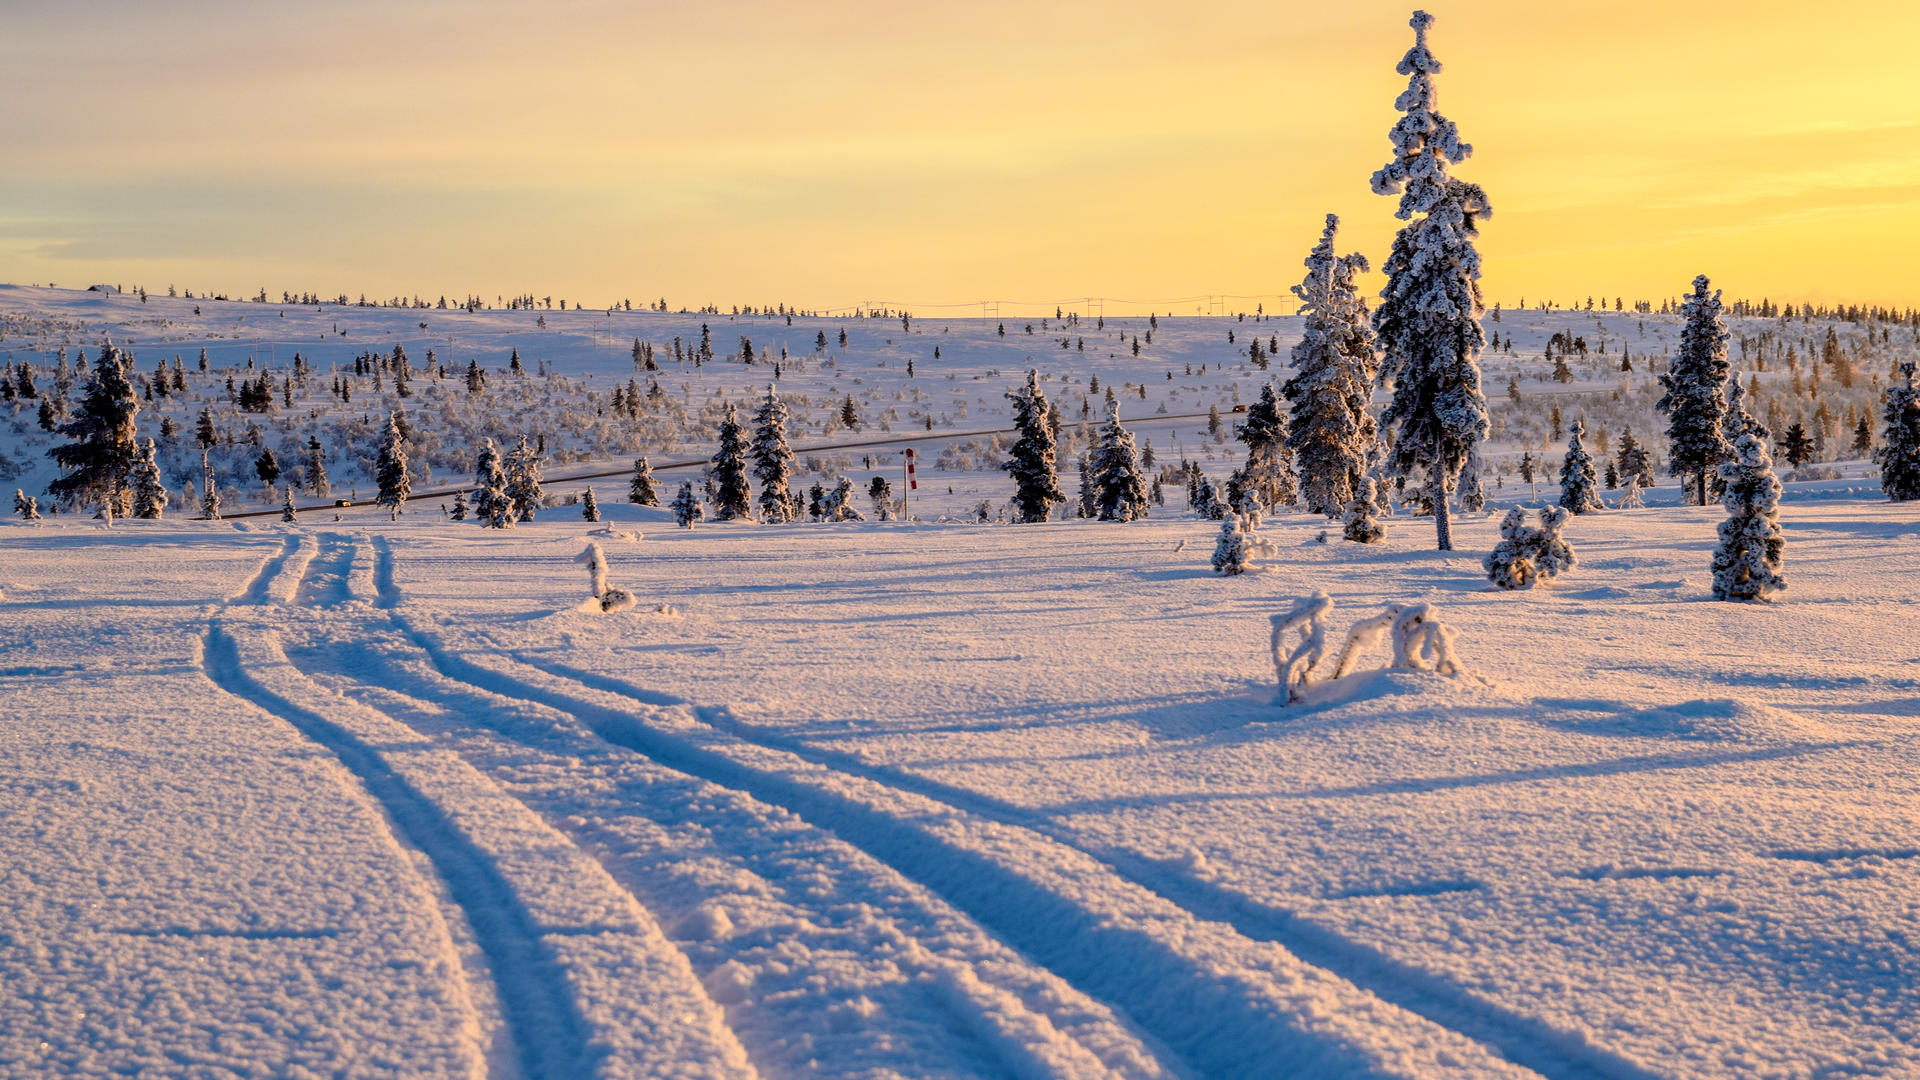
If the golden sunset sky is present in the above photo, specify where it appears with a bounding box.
[3,0,1917,313]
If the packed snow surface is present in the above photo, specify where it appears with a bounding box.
[5,496,1920,1078]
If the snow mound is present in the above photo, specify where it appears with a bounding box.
[592,527,643,542]
[1582,698,1830,743]
[1286,666,1509,716]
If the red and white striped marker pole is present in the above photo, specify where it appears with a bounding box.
[904,448,917,519]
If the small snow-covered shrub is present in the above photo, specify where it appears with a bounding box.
[1485,506,1576,589]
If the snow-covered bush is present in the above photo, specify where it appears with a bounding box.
[1271,593,1465,704]
[1485,506,1575,589]
[576,541,636,612]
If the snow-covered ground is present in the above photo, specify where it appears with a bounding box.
[5,494,1920,1078]
[7,286,1920,1078]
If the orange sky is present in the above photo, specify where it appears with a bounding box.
[4,1,1918,313]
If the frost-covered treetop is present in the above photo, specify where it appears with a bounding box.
[1371,10,1486,223]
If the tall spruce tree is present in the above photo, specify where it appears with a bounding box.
[749,386,797,522]
[1558,420,1603,513]
[130,437,168,519]
[48,340,140,514]
[1875,362,1920,500]
[1369,11,1491,551]
[1236,383,1297,511]
[711,405,752,520]
[629,456,659,506]
[505,434,543,522]
[375,411,410,519]
[1657,275,1732,505]
[1284,214,1379,517]
[1002,370,1065,522]
[199,450,221,521]
[1091,402,1150,522]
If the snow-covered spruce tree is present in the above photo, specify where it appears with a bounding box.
[868,476,895,521]
[671,481,704,528]
[130,437,168,519]
[1212,514,1252,576]
[711,405,752,521]
[48,340,139,515]
[1343,474,1387,543]
[1712,432,1786,601]
[1285,214,1379,517]
[1616,473,1646,509]
[472,439,508,525]
[1457,447,1487,513]
[1369,12,1492,551]
[581,487,600,522]
[375,411,410,520]
[13,489,40,521]
[1075,453,1095,519]
[1485,508,1536,590]
[199,450,221,521]
[449,490,469,521]
[1237,383,1297,511]
[506,434,544,522]
[281,485,298,523]
[1657,275,1732,505]
[1092,402,1150,522]
[750,386,797,522]
[629,456,659,506]
[306,436,330,497]
[1533,506,1576,580]
[1557,420,1603,514]
[1002,370,1065,523]
[1875,361,1920,500]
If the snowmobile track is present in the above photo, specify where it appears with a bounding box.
[523,657,1662,1080]
[404,622,1545,1080]
[200,622,594,1080]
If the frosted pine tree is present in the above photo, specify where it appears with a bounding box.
[306,436,330,496]
[581,488,600,522]
[1002,370,1065,523]
[1485,508,1536,590]
[629,456,659,506]
[1284,214,1379,517]
[450,490,469,521]
[1343,475,1387,543]
[1533,506,1576,580]
[281,485,298,523]
[1712,432,1786,601]
[1657,275,1732,505]
[375,411,410,520]
[130,437,168,519]
[711,405,752,521]
[1090,403,1150,521]
[472,439,506,523]
[750,385,797,522]
[1212,514,1251,575]
[1237,383,1297,511]
[1457,447,1487,513]
[1557,420,1603,513]
[199,450,221,521]
[1370,12,1492,551]
[473,440,514,528]
[13,489,40,521]
[671,481,704,528]
[49,340,140,515]
[1875,361,1920,500]
[505,434,544,522]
